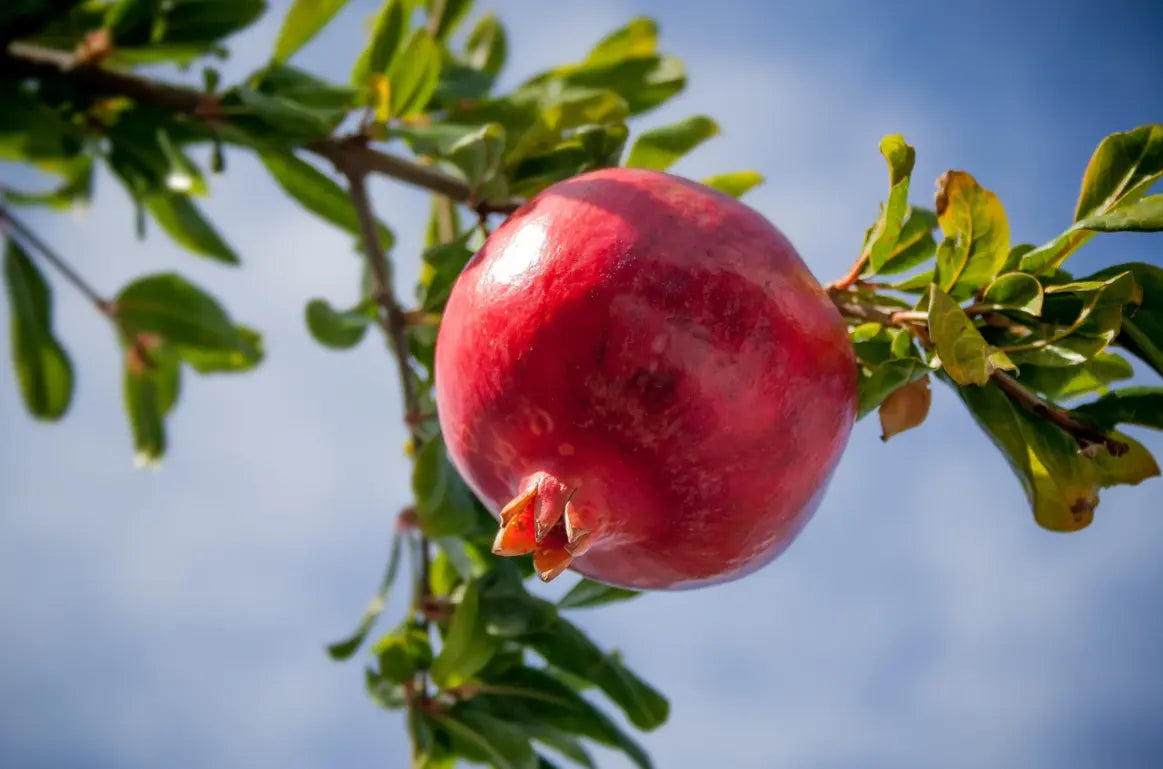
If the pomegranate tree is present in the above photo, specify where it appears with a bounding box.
[4,3,1160,766]
[435,167,857,588]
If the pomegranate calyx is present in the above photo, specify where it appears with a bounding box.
[491,473,592,582]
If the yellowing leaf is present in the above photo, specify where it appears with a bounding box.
[928,285,1015,386]
[934,170,1010,299]
[878,375,931,441]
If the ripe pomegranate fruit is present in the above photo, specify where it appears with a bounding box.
[434,167,856,589]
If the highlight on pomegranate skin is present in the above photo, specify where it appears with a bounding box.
[434,167,857,590]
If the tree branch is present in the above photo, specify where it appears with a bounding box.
[828,289,1127,455]
[342,169,423,442]
[0,204,113,315]
[1,41,522,215]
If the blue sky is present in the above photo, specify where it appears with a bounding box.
[3,1,1163,768]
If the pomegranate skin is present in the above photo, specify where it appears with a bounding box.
[434,167,856,590]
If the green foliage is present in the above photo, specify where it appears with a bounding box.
[847,126,1162,535]
[3,239,74,419]
[3,3,1161,767]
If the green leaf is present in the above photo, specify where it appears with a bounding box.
[144,193,239,264]
[327,530,404,659]
[1089,262,1163,377]
[585,17,657,65]
[418,231,476,313]
[350,0,411,85]
[448,123,506,197]
[430,580,499,688]
[1018,353,1134,401]
[548,54,684,117]
[928,285,1015,385]
[625,115,718,171]
[3,154,95,210]
[981,272,1044,315]
[305,298,376,349]
[958,379,1159,532]
[373,622,433,683]
[1072,387,1163,431]
[437,705,537,769]
[1074,194,1163,232]
[528,727,594,769]
[387,29,442,118]
[700,170,763,199]
[558,578,640,610]
[934,170,1010,299]
[877,207,938,275]
[508,124,628,198]
[178,326,264,373]
[115,273,249,353]
[233,86,338,140]
[465,12,508,77]
[259,149,393,245]
[156,128,206,196]
[255,64,358,110]
[865,134,916,273]
[123,343,181,467]
[1021,125,1163,273]
[274,0,351,63]
[425,0,472,41]
[526,617,668,731]
[479,666,651,769]
[1076,125,1163,223]
[857,358,929,419]
[477,569,559,638]
[3,238,74,420]
[412,433,479,538]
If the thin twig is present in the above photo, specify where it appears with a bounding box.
[342,170,423,441]
[825,253,869,292]
[991,370,1128,455]
[0,204,113,314]
[2,42,522,215]
[828,289,1126,454]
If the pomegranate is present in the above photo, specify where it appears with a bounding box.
[434,167,856,589]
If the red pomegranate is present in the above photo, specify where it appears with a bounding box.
[434,167,856,589]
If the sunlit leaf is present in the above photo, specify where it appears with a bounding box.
[1021,125,1163,273]
[934,170,1010,299]
[928,285,1015,386]
[981,272,1044,315]
[387,29,442,118]
[465,12,508,77]
[625,115,718,171]
[274,0,352,64]
[877,206,938,275]
[1074,194,1163,232]
[701,170,763,198]
[865,134,915,273]
[350,0,411,85]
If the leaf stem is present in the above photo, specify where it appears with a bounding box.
[0,204,113,315]
[1,42,522,216]
[828,288,1127,455]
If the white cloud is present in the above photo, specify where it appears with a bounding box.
[3,2,1162,769]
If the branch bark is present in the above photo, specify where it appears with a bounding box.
[828,290,1127,455]
[2,41,522,215]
